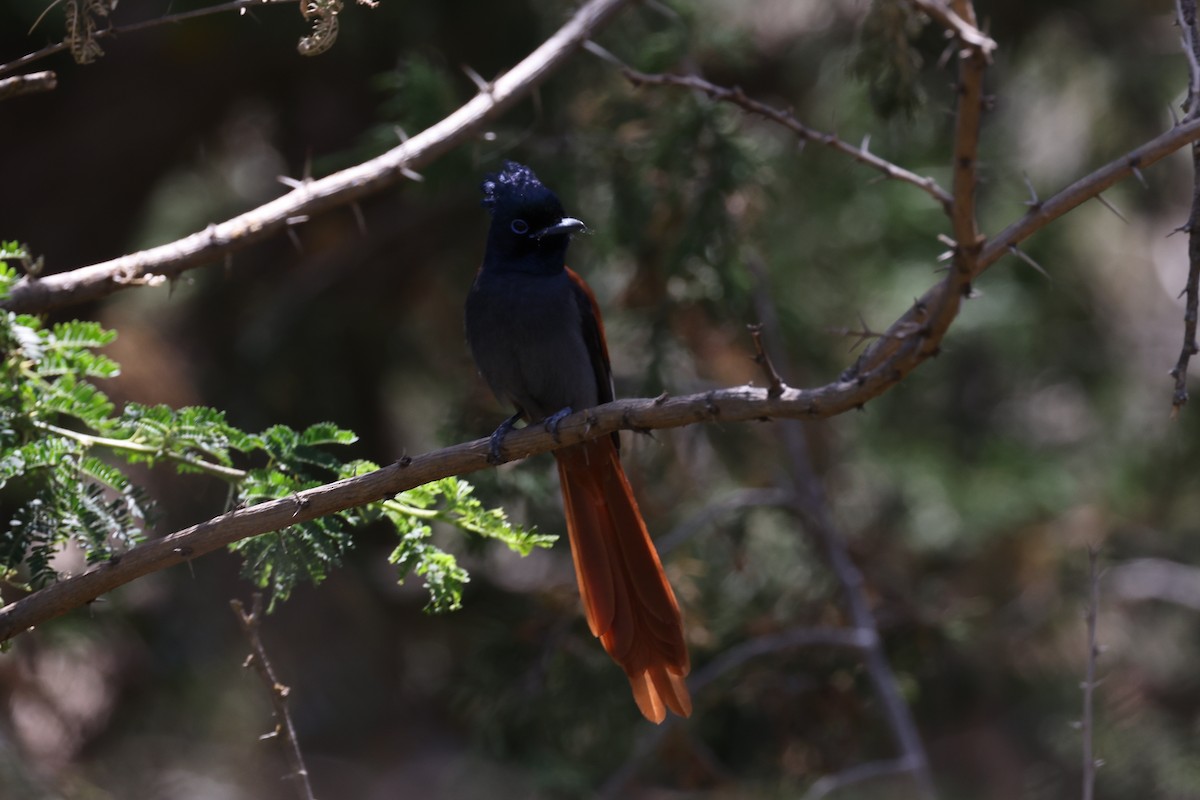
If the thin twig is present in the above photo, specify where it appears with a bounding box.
[1178,0,1200,118]
[0,70,56,101]
[947,0,988,276]
[1081,548,1101,800]
[0,0,299,78]
[748,323,787,398]
[1172,0,1200,415]
[1,0,636,314]
[231,594,317,800]
[34,420,247,481]
[582,41,954,212]
[908,0,997,56]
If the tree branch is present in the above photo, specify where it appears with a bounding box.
[0,70,56,102]
[946,0,987,270]
[0,379,940,644]
[231,594,317,800]
[1,0,635,315]
[908,0,997,57]
[847,116,1200,382]
[585,45,954,212]
[1172,0,1200,415]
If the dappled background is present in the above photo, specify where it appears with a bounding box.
[1,0,1199,797]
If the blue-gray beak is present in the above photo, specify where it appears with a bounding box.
[534,216,588,240]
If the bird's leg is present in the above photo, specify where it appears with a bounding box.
[543,407,573,443]
[487,411,524,465]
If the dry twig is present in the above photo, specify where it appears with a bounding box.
[908,0,997,56]
[1172,0,1200,415]
[231,594,317,800]
[0,70,56,101]
[583,43,954,212]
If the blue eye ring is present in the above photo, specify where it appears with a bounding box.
[510,219,530,235]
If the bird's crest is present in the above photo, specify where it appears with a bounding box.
[481,161,546,211]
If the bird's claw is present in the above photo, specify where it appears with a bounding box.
[543,407,573,443]
[487,412,522,465]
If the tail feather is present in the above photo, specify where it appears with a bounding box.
[556,438,691,723]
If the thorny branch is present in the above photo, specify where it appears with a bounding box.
[4,3,1199,647]
[0,0,636,314]
[586,34,1200,410]
[584,42,955,212]
[0,381,979,644]
[848,117,1200,386]
[1172,0,1200,415]
[231,594,317,800]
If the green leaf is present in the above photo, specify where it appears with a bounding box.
[300,422,358,447]
[39,374,114,426]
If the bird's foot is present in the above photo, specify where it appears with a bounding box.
[487,412,523,465]
[543,407,573,443]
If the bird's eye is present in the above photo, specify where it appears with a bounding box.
[510,219,530,235]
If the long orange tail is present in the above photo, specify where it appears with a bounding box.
[554,438,691,723]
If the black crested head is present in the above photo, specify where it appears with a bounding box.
[481,161,551,211]
[480,161,586,274]
[481,161,566,223]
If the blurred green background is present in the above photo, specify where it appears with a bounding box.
[1,0,1199,797]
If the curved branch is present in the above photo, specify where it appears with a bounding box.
[7,111,1199,642]
[1,0,635,315]
[847,116,1200,380]
[0,364,970,643]
[589,53,954,211]
[0,70,56,101]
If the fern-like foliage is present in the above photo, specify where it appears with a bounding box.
[853,0,929,120]
[0,245,552,610]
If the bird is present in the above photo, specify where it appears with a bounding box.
[464,161,691,723]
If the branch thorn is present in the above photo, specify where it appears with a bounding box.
[1095,193,1129,224]
[1007,244,1051,280]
